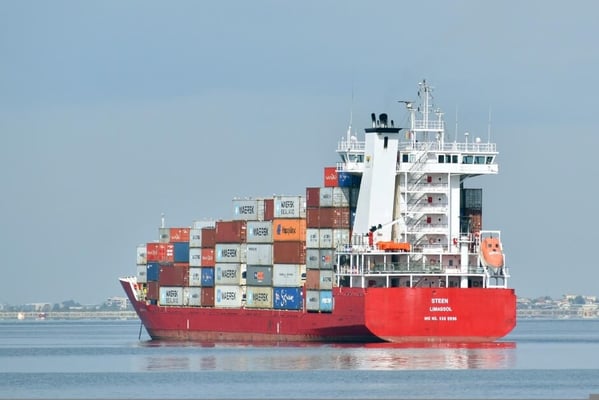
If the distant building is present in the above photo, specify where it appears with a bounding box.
[105,297,129,310]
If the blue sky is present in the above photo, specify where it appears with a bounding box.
[1,0,598,305]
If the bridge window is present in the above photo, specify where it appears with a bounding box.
[452,155,458,163]
[463,155,473,164]
[438,155,444,163]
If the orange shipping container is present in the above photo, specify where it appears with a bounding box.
[146,242,173,262]
[169,227,190,243]
[272,218,306,242]
[201,247,215,267]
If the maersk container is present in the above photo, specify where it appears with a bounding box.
[306,290,320,311]
[173,242,190,263]
[184,287,201,306]
[273,287,302,310]
[201,267,214,287]
[215,263,243,285]
[214,285,243,308]
[159,286,183,306]
[306,249,320,270]
[274,195,305,218]
[136,244,147,265]
[147,262,160,281]
[246,265,273,286]
[233,199,264,221]
[245,286,273,309]
[245,244,273,266]
[306,228,319,249]
[318,228,334,249]
[246,220,273,243]
[189,248,202,267]
[215,243,246,263]
[319,187,333,207]
[189,267,202,287]
[319,290,333,312]
[272,264,302,287]
[136,264,147,284]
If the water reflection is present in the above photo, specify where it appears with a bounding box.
[137,341,516,372]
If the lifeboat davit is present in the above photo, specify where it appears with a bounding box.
[479,236,504,270]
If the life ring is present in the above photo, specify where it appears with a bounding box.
[452,237,458,246]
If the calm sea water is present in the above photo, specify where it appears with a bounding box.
[0,319,598,399]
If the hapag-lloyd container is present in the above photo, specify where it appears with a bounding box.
[272,219,306,242]
[214,285,243,308]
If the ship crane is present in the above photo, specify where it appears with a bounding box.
[367,219,411,252]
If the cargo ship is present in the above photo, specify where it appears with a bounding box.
[120,80,516,342]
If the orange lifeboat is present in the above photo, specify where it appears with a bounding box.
[479,237,504,269]
[376,241,411,252]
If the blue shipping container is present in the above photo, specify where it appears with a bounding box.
[173,242,189,262]
[319,290,333,312]
[273,287,303,310]
[201,267,214,287]
[147,262,160,281]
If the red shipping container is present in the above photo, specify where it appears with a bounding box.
[215,220,247,243]
[306,187,320,208]
[147,242,173,262]
[201,227,216,248]
[201,247,215,267]
[324,167,338,187]
[146,281,159,300]
[169,227,190,243]
[159,264,188,286]
[201,287,215,307]
[263,198,274,221]
[306,208,320,228]
[305,269,321,290]
[273,241,306,264]
[317,207,351,228]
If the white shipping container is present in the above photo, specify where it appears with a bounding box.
[189,248,202,267]
[246,220,273,243]
[246,286,273,309]
[215,243,246,263]
[136,244,147,265]
[233,199,264,221]
[272,264,302,287]
[215,263,244,285]
[192,220,216,230]
[189,228,202,247]
[189,267,202,286]
[332,187,351,207]
[274,195,305,218]
[319,270,334,290]
[215,285,243,308]
[306,290,320,311]
[306,249,320,269]
[245,244,273,265]
[306,229,320,249]
[184,287,202,306]
[332,228,351,249]
[159,286,183,306]
[319,187,333,207]
[318,229,334,249]
[159,228,170,243]
[136,264,147,284]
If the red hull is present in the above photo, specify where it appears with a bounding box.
[121,279,516,343]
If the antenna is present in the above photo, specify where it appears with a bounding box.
[161,213,165,229]
[487,106,492,143]
[347,88,354,143]
[454,105,458,143]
